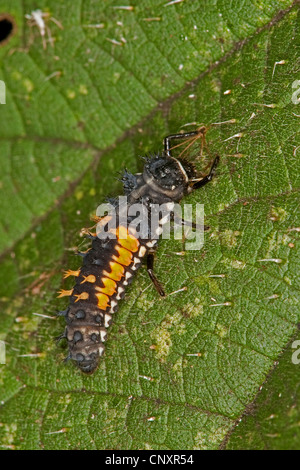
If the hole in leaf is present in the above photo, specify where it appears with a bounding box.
[0,14,16,45]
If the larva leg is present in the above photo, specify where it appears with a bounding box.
[146,251,165,297]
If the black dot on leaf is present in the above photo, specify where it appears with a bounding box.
[0,14,16,45]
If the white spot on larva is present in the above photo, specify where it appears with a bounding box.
[155,226,163,236]
[104,314,112,328]
[99,328,107,342]
[99,345,105,356]
[109,301,118,313]
[126,271,133,280]
[146,240,157,248]
[116,286,125,300]
[130,257,141,271]
[138,246,147,257]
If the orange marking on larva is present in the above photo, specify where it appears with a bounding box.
[103,261,125,281]
[57,289,73,298]
[74,292,89,302]
[112,245,133,266]
[96,292,110,309]
[95,277,117,296]
[117,226,139,253]
[63,269,80,279]
[80,274,96,284]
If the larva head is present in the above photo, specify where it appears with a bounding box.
[143,155,197,201]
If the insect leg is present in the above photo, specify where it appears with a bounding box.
[191,155,220,190]
[164,131,200,158]
[146,251,165,297]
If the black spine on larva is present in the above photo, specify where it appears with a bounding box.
[60,153,195,373]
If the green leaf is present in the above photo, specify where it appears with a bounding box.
[224,329,300,450]
[0,0,299,450]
